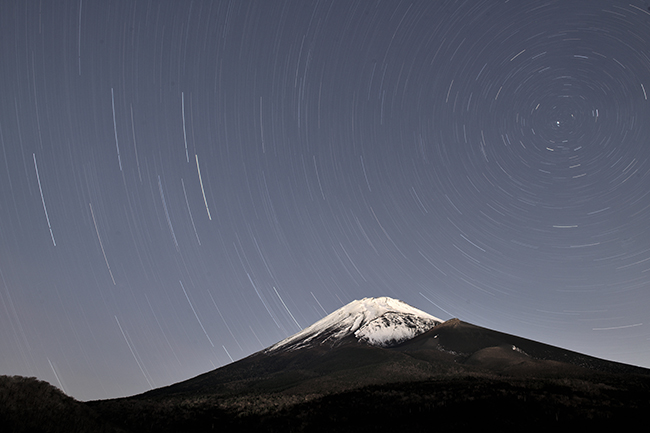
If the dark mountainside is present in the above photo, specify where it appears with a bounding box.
[4,300,650,432]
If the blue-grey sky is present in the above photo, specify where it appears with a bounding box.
[1,0,650,401]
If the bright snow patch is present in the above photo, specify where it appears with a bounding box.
[266,296,443,352]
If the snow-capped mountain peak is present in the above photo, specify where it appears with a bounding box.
[266,296,443,352]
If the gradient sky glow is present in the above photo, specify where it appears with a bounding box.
[2,0,650,401]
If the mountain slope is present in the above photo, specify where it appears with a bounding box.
[398,318,649,376]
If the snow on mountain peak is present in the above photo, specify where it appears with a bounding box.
[266,296,443,352]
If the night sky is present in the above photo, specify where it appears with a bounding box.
[2,0,650,401]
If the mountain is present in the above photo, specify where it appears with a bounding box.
[84,296,650,431]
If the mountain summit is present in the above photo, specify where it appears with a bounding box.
[266,296,443,352]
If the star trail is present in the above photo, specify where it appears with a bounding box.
[1,0,649,401]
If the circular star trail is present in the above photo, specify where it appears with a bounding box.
[1,0,649,400]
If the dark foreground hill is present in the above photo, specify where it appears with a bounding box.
[0,375,124,433]
[85,318,650,432]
